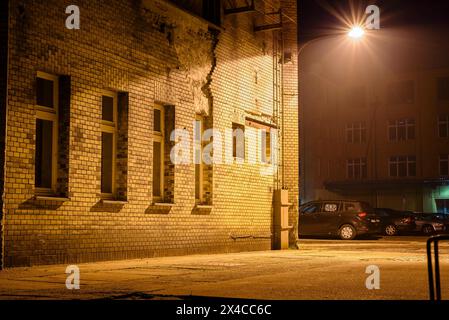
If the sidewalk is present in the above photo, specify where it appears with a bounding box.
[0,239,447,300]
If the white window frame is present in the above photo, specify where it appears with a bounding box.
[389,118,415,141]
[100,91,118,199]
[346,158,367,179]
[35,71,59,195]
[389,156,416,177]
[153,105,165,202]
[346,122,366,143]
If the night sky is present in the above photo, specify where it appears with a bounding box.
[298,0,449,72]
[299,0,449,41]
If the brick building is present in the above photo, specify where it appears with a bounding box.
[301,30,449,213]
[0,0,298,268]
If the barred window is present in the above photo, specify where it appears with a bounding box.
[389,156,416,177]
[347,158,367,179]
[389,119,415,141]
[346,122,366,143]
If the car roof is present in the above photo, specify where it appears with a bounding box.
[304,200,362,204]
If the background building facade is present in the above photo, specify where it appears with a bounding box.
[302,35,449,213]
[0,0,298,268]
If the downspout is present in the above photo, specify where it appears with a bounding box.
[0,0,11,269]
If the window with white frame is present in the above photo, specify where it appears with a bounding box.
[346,158,367,179]
[101,92,117,197]
[440,155,449,176]
[389,118,415,141]
[438,115,449,138]
[153,105,165,200]
[35,72,59,194]
[389,156,416,177]
[346,122,366,143]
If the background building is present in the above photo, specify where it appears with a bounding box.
[302,28,449,213]
[0,0,298,268]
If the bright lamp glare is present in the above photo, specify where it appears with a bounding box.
[348,26,365,39]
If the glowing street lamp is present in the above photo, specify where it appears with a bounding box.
[348,26,365,39]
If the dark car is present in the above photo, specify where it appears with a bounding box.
[374,208,416,236]
[299,200,381,240]
[411,213,446,235]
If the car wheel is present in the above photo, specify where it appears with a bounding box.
[385,224,398,236]
[422,225,434,235]
[339,224,356,240]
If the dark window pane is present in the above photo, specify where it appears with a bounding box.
[398,126,406,140]
[389,127,396,140]
[438,77,449,101]
[36,77,54,108]
[408,125,415,139]
[101,132,114,193]
[347,162,353,179]
[346,129,352,143]
[354,128,361,143]
[154,109,161,132]
[354,164,360,179]
[398,162,407,177]
[202,0,221,25]
[361,128,367,142]
[260,131,267,163]
[153,141,162,197]
[195,164,201,200]
[102,96,114,122]
[408,160,416,177]
[441,157,449,176]
[232,123,245,159]
[390,162,397,177]
[35,119,53,188]
[362,162,367,178]
[440,123,448,138]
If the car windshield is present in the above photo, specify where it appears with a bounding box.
[360,202,373,212]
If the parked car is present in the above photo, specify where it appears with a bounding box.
[374,208,416,236]
[411,213,446,235]
[299,200,381,240]
[437,214,449,232]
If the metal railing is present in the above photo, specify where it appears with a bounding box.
[427,235,449,300]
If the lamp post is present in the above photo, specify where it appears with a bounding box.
[298,26,366,206]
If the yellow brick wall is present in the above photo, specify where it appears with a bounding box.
[2,0,298,267]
